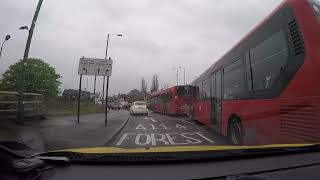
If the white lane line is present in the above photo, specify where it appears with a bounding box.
[175,118,194,124]
[144,117,157,123]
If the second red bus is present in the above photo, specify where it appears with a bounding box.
[149,85,197,115]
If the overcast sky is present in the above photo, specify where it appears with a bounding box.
[0,0,281,95]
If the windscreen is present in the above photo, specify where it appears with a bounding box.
[176,86,197,98]
[0,0,318,164]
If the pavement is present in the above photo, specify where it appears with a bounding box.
[0,110,129,152]
[106,112,229,148]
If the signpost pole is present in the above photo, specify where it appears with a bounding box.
[77,74,82,124]
[102,76,105,104]
[93,75,97,95]
[105,75,109,126]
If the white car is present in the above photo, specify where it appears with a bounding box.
[130,101,148,116]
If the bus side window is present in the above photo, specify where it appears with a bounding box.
[223,59,245,100]
[194,86,200,100]
[161,94,165,103]
[167,93,171,101]
[245,52,253,92]
[203,78,211,100]
[211,73,216,99]
[250,30,288,91]
[198,83,203,100]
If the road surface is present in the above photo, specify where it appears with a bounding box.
[106,112,229,148]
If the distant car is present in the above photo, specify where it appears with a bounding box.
[108,102,121,110]
[129,101,148,116]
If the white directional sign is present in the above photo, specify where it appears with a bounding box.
[78,58,113,76]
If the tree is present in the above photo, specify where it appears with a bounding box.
[127,88,143,102]
[128,89,140,97]
[0,58,62,98]
[141,78,147,94]
[151,74,159,92]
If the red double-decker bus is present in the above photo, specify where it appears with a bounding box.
[149,85,197,115]
[191,0,320,145]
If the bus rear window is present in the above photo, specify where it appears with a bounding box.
[177,86,196,98]
[309,0,320,16]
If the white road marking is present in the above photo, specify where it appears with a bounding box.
[136,124,172,130]
[160,124,170,129]
[135,134,151,145]
[116,133,136,146]
[166,133,188,145]
[150,124,159,130]
[181,133,202,144]
[151,133,170,145]
[116,132,215,146]
[149,118,157,122]
[175,118,193,124]
[136,124,146,130]
[144,117,157,123]
[194,132,215,143]
[176,124,186,129]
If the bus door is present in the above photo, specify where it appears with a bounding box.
[211,69,222,132]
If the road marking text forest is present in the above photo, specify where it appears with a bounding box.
[116,132,215,146]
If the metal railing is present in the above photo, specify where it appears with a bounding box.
[0,91,43,119]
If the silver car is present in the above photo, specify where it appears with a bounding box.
[129,101,148,116]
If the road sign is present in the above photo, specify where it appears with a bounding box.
[78,58,113,76]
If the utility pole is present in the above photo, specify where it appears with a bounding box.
[171,67,179,86]
[17,0,44,122]
[104,33,122,126]
[183,68,185,85]
[179,66,186,85]
[104,34,110,126]
[176,68,179,86]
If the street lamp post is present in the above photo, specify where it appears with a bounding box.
[0,35,11,59]
[171,67,179,86]
[104,33,122,126]
[93,76,96,96]
[178,66,186,85]
[17,0,44,123]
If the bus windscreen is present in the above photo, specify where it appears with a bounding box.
[177,86,196,98]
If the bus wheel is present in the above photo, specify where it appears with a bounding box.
[228,118,243,145]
